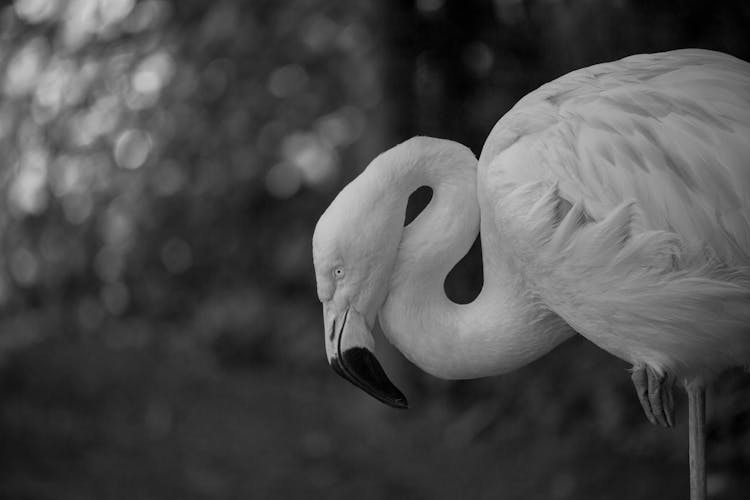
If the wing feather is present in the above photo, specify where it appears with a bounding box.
[481,49,750,265]
[482,49,750,375]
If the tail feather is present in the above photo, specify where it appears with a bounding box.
[527,197,750,378]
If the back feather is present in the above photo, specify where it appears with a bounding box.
[495,182,750,380]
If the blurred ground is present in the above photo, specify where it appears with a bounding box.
[0,336,701,500]
[0,0,748,499]
[2,332,749,499]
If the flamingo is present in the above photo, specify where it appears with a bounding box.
[311,49,750,500]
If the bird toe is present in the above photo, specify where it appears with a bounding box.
[631,366,657,425]
[631,365,675,428]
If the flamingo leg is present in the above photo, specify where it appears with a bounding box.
[687,383,706,500]
[631,365,675,427]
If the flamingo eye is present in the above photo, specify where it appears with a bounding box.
[332,267,345,280]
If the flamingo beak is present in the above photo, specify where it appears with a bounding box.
[325,306,408,409]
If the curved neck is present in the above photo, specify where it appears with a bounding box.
[378,138,573,379]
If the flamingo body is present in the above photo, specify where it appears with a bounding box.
[479,49,750,380]
[312,48,750,500]
[312,48,750,404]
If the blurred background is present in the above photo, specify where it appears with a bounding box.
[0,0,748,499]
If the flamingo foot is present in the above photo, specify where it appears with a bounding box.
[631,365,675,427]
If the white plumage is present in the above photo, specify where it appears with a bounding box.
[312,49,750,499]
[482,48,750,380]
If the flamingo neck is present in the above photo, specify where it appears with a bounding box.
[378,138,572,379]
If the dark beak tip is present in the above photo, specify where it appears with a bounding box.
[392,397,409,410]
[385,388,409,410]
[329,357,346,379]
[331,348,410,410]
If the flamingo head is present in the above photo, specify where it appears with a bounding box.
[312,164,408,409]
